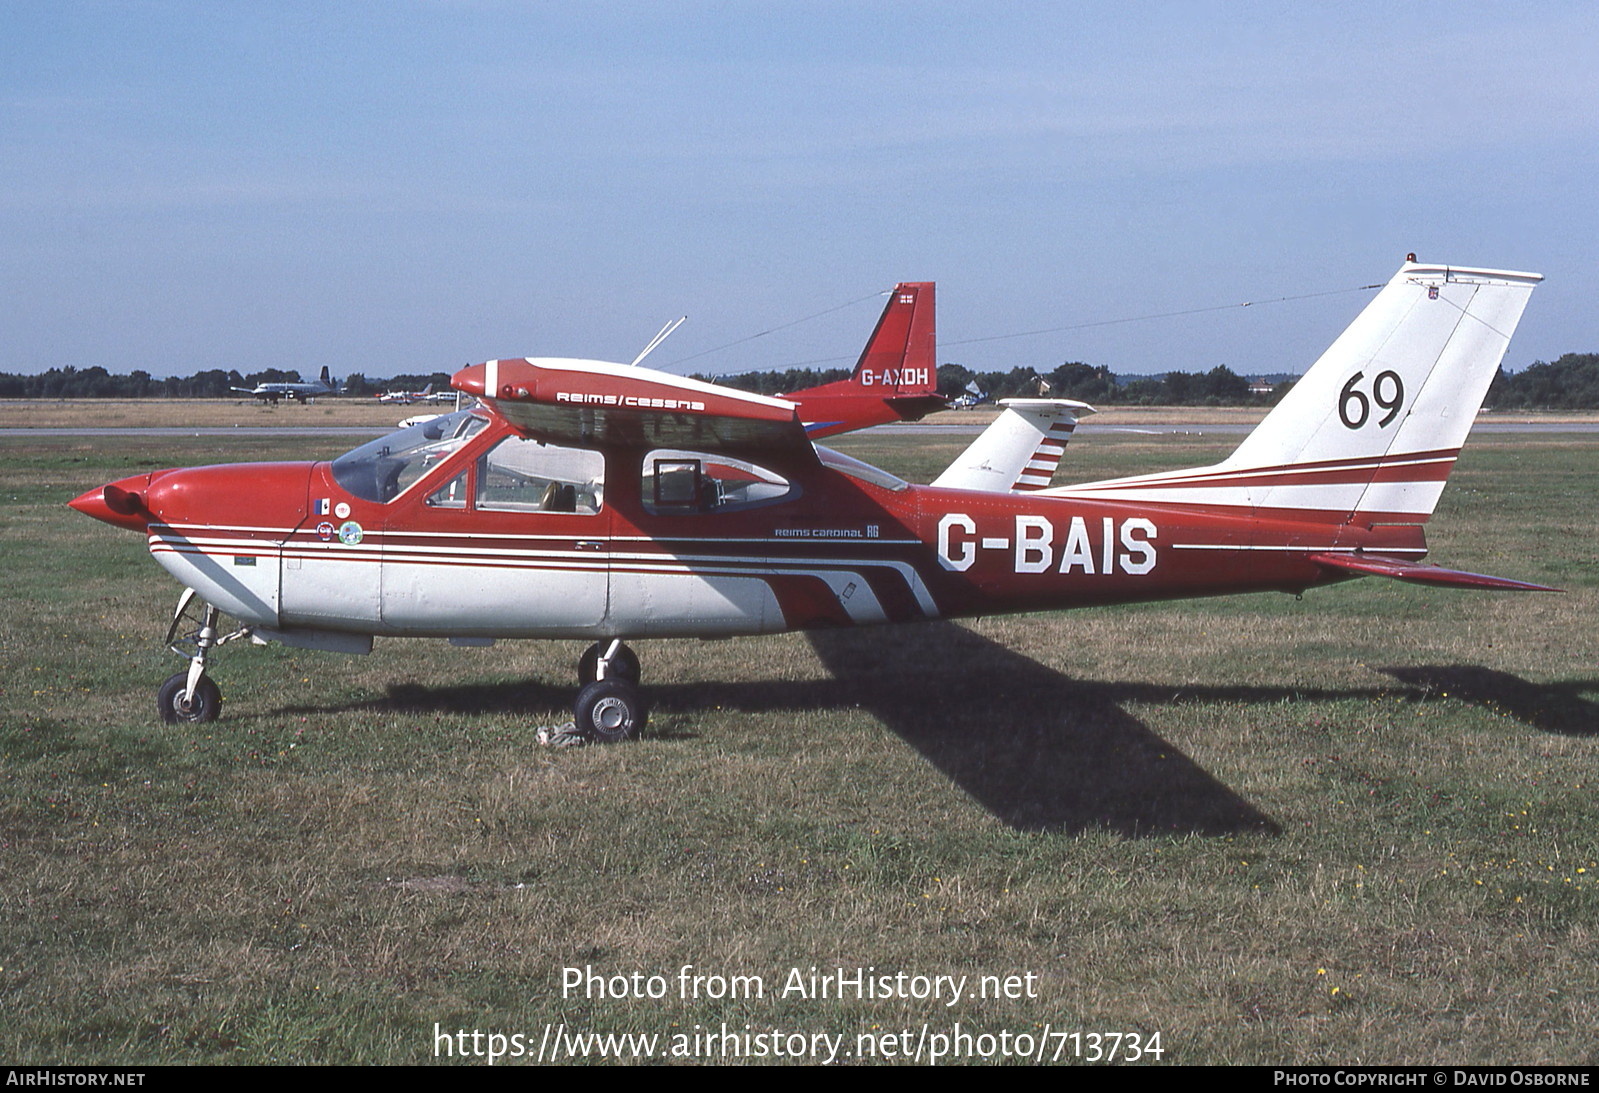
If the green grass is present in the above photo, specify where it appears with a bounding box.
[1,431,1596,1065]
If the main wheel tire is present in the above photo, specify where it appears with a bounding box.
[573,678,646,743]
[578,642,640,686]
[157,672,222,724]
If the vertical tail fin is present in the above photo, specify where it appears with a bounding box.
[1052,260,1541,523]
[852,282,937,392]
[932,398,1096,491]
[784,282,946,437]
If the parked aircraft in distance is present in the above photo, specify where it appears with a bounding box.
[950,381,986,409]
[232,366,339,405]
[71,260,1551,743]
[376,384,435,405]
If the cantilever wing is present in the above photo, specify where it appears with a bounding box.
[452,357,820,459]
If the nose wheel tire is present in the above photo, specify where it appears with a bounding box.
[578,641,640,685]
[574,679,646,743]
[157,672,222,724]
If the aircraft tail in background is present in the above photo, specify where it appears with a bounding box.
[932,398,1096,492]
[784,282,946,438]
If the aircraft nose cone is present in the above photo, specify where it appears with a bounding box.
[68,474,158,532]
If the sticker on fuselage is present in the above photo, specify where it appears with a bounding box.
[334,502,352,519]
[338,520,364,546]
[316,521,335,541]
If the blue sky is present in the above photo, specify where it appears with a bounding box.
[4,2,1595,380]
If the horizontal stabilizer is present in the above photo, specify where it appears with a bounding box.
[932,398,1095,492]
[1308,552,1559,592]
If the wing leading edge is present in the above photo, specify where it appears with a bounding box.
[452,357,818,458]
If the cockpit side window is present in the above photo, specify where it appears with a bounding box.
[476,436,604,514]
[641,449,796,515]
[425,470,470,509]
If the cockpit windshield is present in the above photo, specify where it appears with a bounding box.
[331,411,488,502]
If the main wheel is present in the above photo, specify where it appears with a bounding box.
[578,641,640,686]
[157,672,222,724]
[573,678,646,743]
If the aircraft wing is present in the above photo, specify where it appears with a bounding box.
[451,357,819,458]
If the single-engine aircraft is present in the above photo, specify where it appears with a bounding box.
[232,365,340,405]
[71,259,1552,742]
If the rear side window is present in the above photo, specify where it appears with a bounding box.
[641,449,796,514]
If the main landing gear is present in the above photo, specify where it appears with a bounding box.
[148,592,647,743]
[156,589,250,724]
[573,639,646,743]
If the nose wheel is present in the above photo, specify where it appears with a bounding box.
[574,640,645,742]
[157,672,222,723]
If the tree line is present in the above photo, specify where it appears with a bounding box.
[708,354,1599,409]
[0,368,448,400]
[4,355,1598,409]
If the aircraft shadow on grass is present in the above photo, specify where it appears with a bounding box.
[276,628,1596,838]
[802,623,1280,837]
[1378,665,1599,738]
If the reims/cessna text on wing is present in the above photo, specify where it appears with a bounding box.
[71,260,1552,741]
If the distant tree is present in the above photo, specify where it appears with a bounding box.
[189,369,234,397]
[244,368,299,386]
[1120,377,1165,404]
[1198,364,1249,404]
[691,368,852,396]
[937,363,976,396]
[1046,361,1118,403]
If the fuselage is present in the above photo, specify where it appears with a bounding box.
[70,410,1422,644]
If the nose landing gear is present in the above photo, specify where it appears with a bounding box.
[156,589,251,724]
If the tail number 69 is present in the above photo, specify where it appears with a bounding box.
[1339,370,1404,429]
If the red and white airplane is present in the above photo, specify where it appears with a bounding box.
[70,260,1551,741]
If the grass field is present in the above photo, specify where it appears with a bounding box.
[2,421,1596,1065]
